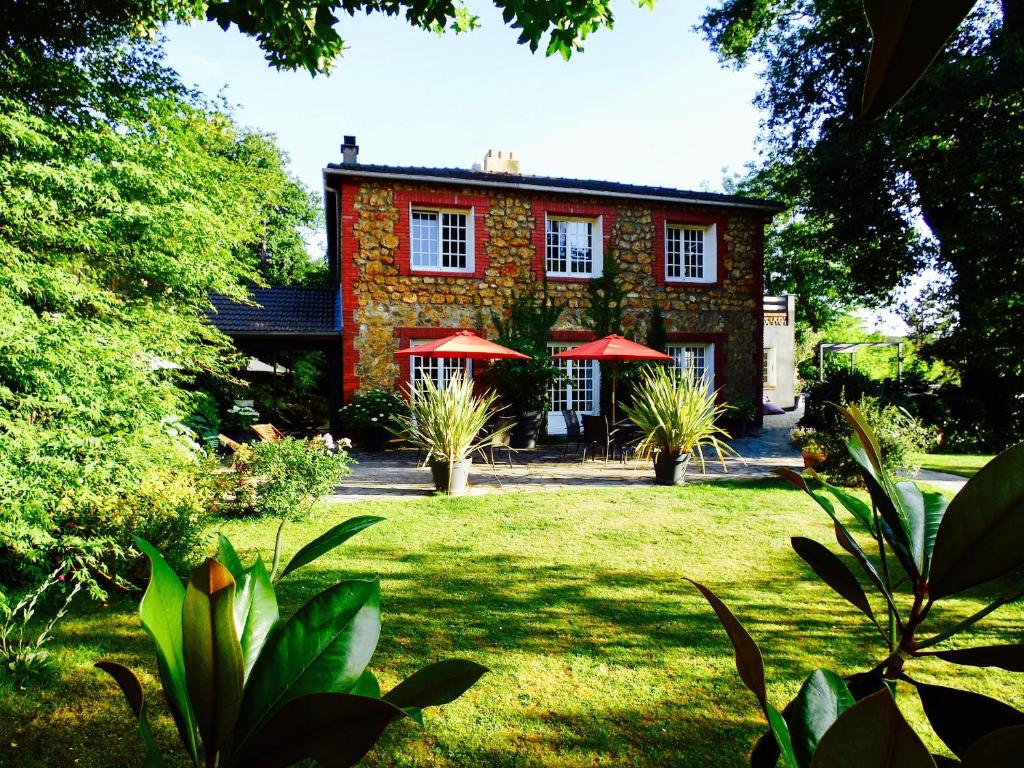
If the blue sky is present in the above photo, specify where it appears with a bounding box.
[162,3,763,196]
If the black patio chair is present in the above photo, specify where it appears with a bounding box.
[561,409,584,457]
[581,414,613,464]
[479,416,517,467]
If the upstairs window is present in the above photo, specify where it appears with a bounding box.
[668,343,715,387]
[410,208,473,272]
[546,216,602,278]
[665,224,716,283]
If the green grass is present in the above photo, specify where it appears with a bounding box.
[913,452,994,478]
[3,481,1022,767]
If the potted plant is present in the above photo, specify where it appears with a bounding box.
[790,426,828,468]
[488,280,565,449]
[339,388,409,451]
[621,366,736,486]
[391,372,510,495]
[724,398,758,438]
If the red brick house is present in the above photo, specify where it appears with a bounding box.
[321,138,782,434]
[212,138,783,436]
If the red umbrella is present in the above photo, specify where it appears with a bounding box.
[552,334,671,424]
[395,330,530,360]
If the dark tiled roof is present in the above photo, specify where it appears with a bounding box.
[209,286,341,336]
[324,163,785,212]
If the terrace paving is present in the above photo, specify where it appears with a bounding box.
[327,406,809,503]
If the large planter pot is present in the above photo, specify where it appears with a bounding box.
[509,411,543,449]
[802,449,827,469]
[654,450,691,486]
[430,458,473,496]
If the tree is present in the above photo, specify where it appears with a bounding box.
[0,37,322,589]
[701,0,1024,441]
[1,0,656,76]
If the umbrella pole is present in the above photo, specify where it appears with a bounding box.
[611,360,618,425]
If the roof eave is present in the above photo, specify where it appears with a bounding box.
[324,166,786,214]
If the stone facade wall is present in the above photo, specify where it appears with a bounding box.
[339,178,764,405]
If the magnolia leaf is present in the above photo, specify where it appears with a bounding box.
[686,578,768,711]
[792,537,880,632]
[233,556,280,682]
[133,536,200,764]
[218,535,246,582]
[815,473,875,533]
[383,659,488,713]
[279,515,385,580]
[811,689,934,767]
[94,661,169,768]
[861,0,978,121]
[183,558,244,755]
[233,578,381,750]
[766,704,799,768]
[348,668,381,699]
[908,678,1024,758]
[789,669,855,768]
[929,441,1024,599]
[228,692,407,768]
[832,522,900,620]
[960,724,1024,768]
[922,644,1024,672]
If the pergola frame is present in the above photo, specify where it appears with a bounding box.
[817,341,904,383]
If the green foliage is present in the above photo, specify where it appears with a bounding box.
[584,251,624,338]
[229,437,353,519]
[0,30,326,591]
[391,372,508,464]
[489,280,565,414]
[98,525,486,767]
[694,404,1024,766]
[620,366,736,471]
[702,0,1024,440]
[340,388,410,431]
[0,566,82,688]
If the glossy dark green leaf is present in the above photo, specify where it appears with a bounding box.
[233,578,381,750]
[218,534,246,582]
[811,689,934,767]
[921,489,949,576]
[383,659,487,713]
[348,668,381,698]
[960,724,1024,768]
[686,578,768,711]
[909,678,1024,758]
[133,536,200,765]
[228,692,406,768]
[861,0,978,121]
[894,480,928,571]
[686,578,798,767]
[233,556,280,681]
[789,669,855,768]
[817,474,875,533]
[279,515,385,580]
[791,537,880,631]
[832,522,899,619]
[929,441,1024,599]
[183,558,244,756]
[922,644,1024,672]
[95,661,169,768]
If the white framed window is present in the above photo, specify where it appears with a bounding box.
[410,207,474,272]
[545,216,603,278]
[665,223,716,283]
[546,343,601,434]
[410,342,472,396]
[667,343,715,387]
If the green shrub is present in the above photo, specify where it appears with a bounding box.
[339,388,410,431]
[228,437,354,520]
[816,397,934,484]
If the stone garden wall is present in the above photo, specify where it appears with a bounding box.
[339,178,764,404]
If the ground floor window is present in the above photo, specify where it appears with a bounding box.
[546,343,600,434]
[667,343,715,387]
[410,346,472,396]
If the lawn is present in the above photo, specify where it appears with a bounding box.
[3,481,1022,767]
[913,452,995,478]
